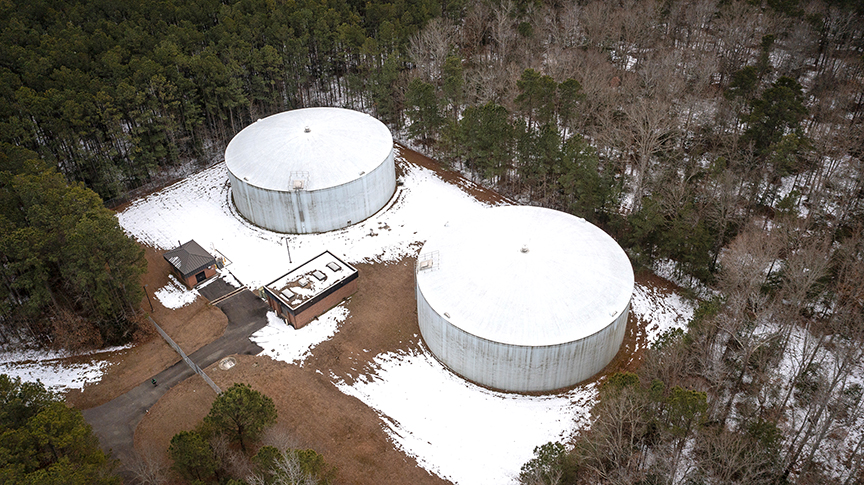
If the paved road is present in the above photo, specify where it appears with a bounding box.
[197,277,240,301]
[82,284,270,478]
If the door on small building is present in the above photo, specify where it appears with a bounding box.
[195,271,207,283]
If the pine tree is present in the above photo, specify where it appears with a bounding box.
[204,383,277,454]
[168,430,220,483]
[404,78,443,145]
[0,375,120,484]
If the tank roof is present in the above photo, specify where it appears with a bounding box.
[225,108,393,192]
[415,206,634,347]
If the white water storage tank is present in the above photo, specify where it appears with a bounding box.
[415,206,634,392]
[225,107,396,233]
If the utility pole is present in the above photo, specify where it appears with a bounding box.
[284,237,292,264]
[143,284,154,312]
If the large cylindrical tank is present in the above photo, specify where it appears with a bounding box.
[415,206,634,392]
[225,107,395,233]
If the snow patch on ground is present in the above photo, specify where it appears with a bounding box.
[631,283,696,342]
[154,274,199,309]
[251,305,349,365]
[652,258,715,300]
[777,174,798,201]
[763,322,864,481]
[0,345,130,393]
[113,151,698,484]
[218,269,243,288]
[0,345,132,362]
[318,279,696,485]
[0,359,110,393]
[118,156,495,290]
[333,347,597,485]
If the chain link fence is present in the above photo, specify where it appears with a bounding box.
[148,316,221,394]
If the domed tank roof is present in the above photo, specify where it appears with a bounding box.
[225,107,393,192]
[415,206,634,347]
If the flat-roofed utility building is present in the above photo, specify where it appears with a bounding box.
[163,240,218,289]
[263,251,358,329]
[415,206,634,392]
[225,107,396,234]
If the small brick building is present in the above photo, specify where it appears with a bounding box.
[263,251,358,329]
[163,240,218,289]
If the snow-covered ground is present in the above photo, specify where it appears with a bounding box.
[252,306,349,366]
[154,274,199,309]
[651,258,715,300]
[117,153,697,484]
[331,284,693,485]
[0,345,130,393]
[335,348,597,485]
[741,321,864,481]
[631,281,696,345]
[117,156,492,289]
[0,151,695,483]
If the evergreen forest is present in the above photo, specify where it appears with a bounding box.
[2,0,864,482]
[0,375,121,484]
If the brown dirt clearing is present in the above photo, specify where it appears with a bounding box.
[71,146,689,484]
[135,257,448,485]
[66,246,228,410]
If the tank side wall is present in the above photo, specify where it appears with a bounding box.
[230,175,300,233]
[417,284,631,392]
[230,148,395,234]
[298,148,396,233]
[228,171,252,223]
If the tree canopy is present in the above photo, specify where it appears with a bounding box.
[0,375,120,485]
[0,0,440,200]
[250,446,335,485]
[0,143,147,348]
[204,383,277,453]
[168,430,220,483]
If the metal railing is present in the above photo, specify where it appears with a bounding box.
[148,316,222,394]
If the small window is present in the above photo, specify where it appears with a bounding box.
[312,270,326,281]
[327,262,341,272]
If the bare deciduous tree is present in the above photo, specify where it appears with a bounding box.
[579,1,618,52]
[247,449,320,485]
[667,0,719,51]
[576,386,650,485]
[694,427,777,485]
[210,433,255,479]
[613,0,661,70]
[128,446,170,485]
[490,0,519,68]
[712,0,768,85]
[618,95,677,213]
[408,18,456,83]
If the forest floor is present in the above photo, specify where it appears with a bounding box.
[62,147,694,484]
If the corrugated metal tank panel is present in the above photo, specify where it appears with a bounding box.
[417,284,630,392]
[229,148,395,233]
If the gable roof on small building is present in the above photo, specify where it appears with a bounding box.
[163,240,216,278]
